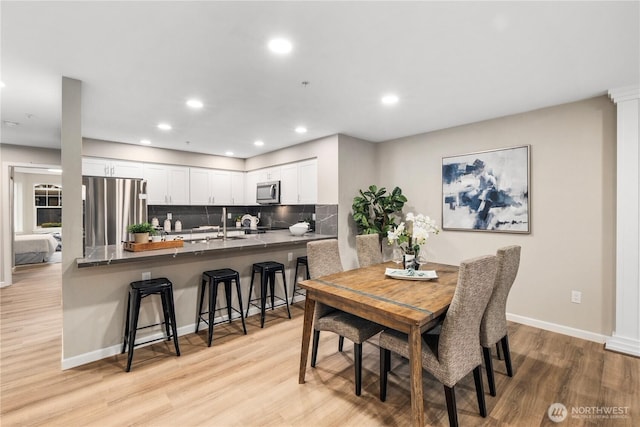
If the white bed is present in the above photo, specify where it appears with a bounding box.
[14,234,59,265]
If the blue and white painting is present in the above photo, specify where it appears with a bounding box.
[442,146,529,233]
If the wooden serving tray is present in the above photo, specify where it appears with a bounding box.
[123,240,184,252]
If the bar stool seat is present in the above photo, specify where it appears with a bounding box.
[196,268,247,346]
[246,261,291,328]
[291,256,310,305]
[121,277,180,372]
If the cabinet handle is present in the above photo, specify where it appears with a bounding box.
[111,166,115,176]
[212,196,215,205]
[104,165,109,176]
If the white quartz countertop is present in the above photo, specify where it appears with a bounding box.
[77,230,335,268]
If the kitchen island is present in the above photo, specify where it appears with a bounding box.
[78,229,335,268]
[64,229,336,369]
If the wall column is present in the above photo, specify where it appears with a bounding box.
[606,86,640,357]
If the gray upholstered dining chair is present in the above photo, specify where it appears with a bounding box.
[356,233,382,267]
[379,255,498,427]
[307,239,384,396]
[480,245,521,396]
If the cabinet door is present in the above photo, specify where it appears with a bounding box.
[280,163,298,204]
[167,166,190,205]
[298,159,318,204]
[82,158,110,177]
[245,170,260,205]
[189,168,212,205]
[143,164,169,204]
[210,170,232,205]
[112,160,144,179]
[230,172,245,205]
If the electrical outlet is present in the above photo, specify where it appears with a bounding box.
[167,212,172,220]
[312,213,316,220]
[227,212,232,219]
[142,271,151,281]
[288,252,293,262]
[571,290,582,304]
[257,212,261,219]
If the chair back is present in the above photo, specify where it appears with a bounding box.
[480,245,521,346]
[356,233,382,267]
[437,255,498,384]
[307,239,344,319]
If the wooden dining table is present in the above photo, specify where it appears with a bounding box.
[297,261,459,427]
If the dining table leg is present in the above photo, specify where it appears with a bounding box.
[298,295,316,384]
[409,324,425,427]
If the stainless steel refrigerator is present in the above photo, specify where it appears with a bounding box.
[83,176,147,247]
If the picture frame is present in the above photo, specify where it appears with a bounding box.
[442,145,530,233]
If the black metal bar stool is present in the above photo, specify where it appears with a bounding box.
[121,277,180,372]
[196,268,247,346]
[246,261,291,328]
[290,255,310,305]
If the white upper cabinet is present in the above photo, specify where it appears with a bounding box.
[189,168,245,205]
[280,163,299,205]
[297,159,318,204]
[247,159,317,205]
[230,171,245,205]
[82,157,144,179]
[144,163,189,205]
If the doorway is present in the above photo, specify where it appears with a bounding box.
[11,165,63,268]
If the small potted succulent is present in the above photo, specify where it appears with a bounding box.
[235,215,243,228]
[127,222,157,243]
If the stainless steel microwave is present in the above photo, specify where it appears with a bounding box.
[256,180,280,204]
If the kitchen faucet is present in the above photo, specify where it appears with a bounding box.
[221,207,227,241]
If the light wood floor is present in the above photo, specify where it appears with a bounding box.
[1,263,638,426]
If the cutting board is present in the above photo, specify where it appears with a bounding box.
[123,240,184,252]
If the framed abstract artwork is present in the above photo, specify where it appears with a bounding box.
[442,145,530,233]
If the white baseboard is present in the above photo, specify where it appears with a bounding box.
[62,298,303,370]
[506,313,608,344]
[605,334,640,357]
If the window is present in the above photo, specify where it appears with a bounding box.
[34,184,62,228]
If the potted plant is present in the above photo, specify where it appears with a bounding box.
[352,185,407,243]
[235,215,243,228]
[127,222,157,244]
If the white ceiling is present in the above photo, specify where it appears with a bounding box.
[1,1,638,159]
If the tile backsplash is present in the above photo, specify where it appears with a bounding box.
[148,204,337,233]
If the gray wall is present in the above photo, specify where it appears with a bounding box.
[376,95,616,335]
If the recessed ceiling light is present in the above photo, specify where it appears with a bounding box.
[254,140,264,146]
[295,126,307,134]
[268,38,292,54]
[186,99,203,109]
[140,139,151,145]
[225,151,234,156]
[381,94,399,105]
[157,123,172,130]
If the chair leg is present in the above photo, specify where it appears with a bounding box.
[160,291,171,340]
[234,276,248,335]
[125,292,141,372]
[311,330,320,367]
[122,292,132,354]
[496,342,503,360]
[280,269,291,319]
[473,365,487,417]
[380,347,390,401]
[354,343,362,396]
[195,277,207,333]
[338,336,345,352]
[443,385,458,427]
[483,346,497,397]
[259,271,268,328]
[291,262,300,305]
[166,288,181,357]
[501,335,514,377]
[208,279,218,347]
[245,270,255,319]
[224,280,233,324]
